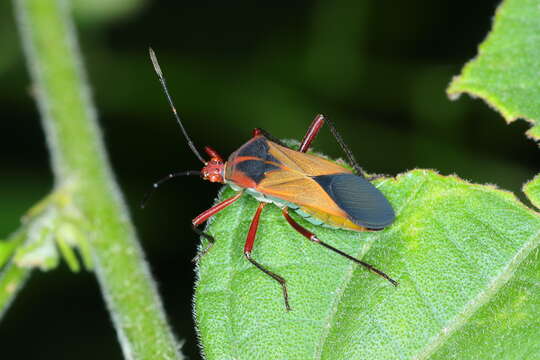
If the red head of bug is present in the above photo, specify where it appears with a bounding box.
[201,146,225,183]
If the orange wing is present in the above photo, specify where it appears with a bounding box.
[255,141,365,229]
[264,140,352,177]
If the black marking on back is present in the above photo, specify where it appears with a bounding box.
[312,173,395,229]
[237,137,268,158]
[266,152,280,165]
[236,160,279,183]
[236,137,282,184]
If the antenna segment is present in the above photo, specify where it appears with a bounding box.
[149,47,206,164]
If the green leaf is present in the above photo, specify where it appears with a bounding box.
[430,238,540,359]
[447,0,540,141]
[442,5,540,356]
[0,240,17,269]
[194,169,540,359]
[524,174,540,210]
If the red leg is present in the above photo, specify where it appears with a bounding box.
[192,191,243,227]
[281,207,398,286]
[299,114,325,153]
[244,202,291,311]
[300,114,372,177]
[252,127,288,148]
[191,191,243,260]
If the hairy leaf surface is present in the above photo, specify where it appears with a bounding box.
[195,169,540,359]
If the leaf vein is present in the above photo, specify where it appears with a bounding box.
[416,227,540,359]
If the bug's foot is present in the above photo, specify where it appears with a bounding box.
[192,243,214,263]
[366,173,387,181]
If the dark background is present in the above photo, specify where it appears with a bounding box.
[0,0,537,359]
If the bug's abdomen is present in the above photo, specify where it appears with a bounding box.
[236,186,366,231]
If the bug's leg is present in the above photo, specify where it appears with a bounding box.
[253,115,326,153]
[364,174,385,181]
[191,191,243,262]
[300,114,373,178]
[244,202,291,311]
[252,128,289,148]
[322,115,369,177]
[298,114,326,153]
[281,207,398,286]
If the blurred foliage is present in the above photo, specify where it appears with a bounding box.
[0,0,537,359]
[72,0,145,26]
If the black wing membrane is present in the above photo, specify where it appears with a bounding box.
[312,173,395,229]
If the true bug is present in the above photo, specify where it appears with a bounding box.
[146,48,397,311]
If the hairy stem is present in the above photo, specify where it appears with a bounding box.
[13,0,183,358]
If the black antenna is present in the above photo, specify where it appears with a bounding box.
[141,170,201,209]
[149,47,206,164]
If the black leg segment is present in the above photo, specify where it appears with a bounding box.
[281,207,398,286]
[244,202,291,311]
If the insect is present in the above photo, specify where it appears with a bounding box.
[146,48,397,311]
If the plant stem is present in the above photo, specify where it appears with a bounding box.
[0,261,30,320]
[0,231,30,319]
[13,1,183,358]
